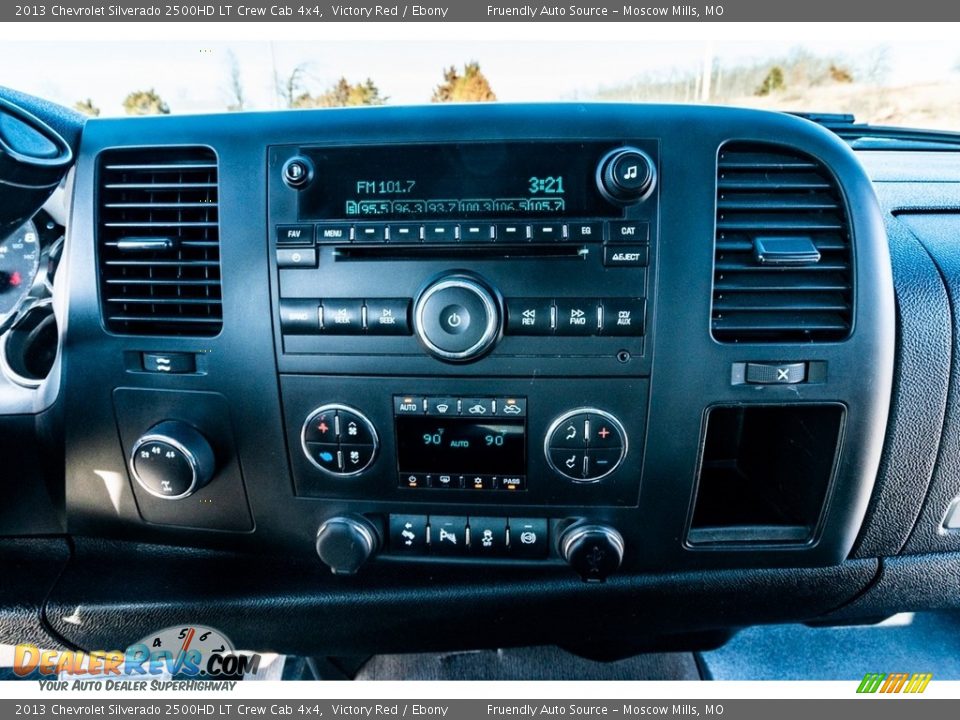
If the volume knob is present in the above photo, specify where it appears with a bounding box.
[597,147,656,205]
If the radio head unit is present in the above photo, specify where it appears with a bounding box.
[269,138,658,377]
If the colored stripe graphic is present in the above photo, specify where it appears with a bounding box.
[857,672,931,693]
[857,673,886,693]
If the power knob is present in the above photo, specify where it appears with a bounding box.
[597,147,656,205]
[413,273,502,362]
[129,421,216,500]
[315,516,380,575]
[558,522,625,582]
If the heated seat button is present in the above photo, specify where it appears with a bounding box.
[321,299,364,334]
[365,298,411,335]
[555,299,600,336]
[429,516,467,555]
[468,517,509,556]
[509,518,549,558]
[506,298,554,335]
[304,443,342,473]
[600,299,646,336]
[390,515,428,553]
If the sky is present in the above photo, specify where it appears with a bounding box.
[0,39,957,116]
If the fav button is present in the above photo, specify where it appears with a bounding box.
[276,224,315,244]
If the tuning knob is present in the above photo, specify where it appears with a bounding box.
[129,421,216,500]
[559,522,625,582]
[315,516,380,575]
[597,147,656,205]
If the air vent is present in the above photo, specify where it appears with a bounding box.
[713,142,853,342]
[98,147,222,336]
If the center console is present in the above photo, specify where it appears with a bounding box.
[63,104,894,586]
[266,139,659,578]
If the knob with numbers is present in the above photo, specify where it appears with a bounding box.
[129,420,216,500]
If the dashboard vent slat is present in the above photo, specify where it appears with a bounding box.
[712,142,853,343]
[98,147,222,337]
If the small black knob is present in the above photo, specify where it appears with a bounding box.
[282,156,314,189]
[129,421,216,500]
[597,147,656,205]
[316,516,380,575]
[559,523,625,582]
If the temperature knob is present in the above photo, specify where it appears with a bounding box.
[597,147,656,205]
[129,421,216,500]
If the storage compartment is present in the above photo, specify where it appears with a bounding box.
[688,405,844,545]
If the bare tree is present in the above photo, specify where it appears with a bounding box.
[277,63,310,109]
[74,98,100,117]
[225,50,245,111]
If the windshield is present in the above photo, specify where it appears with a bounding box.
[2,38,958,131]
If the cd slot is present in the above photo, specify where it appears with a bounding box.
[334,243,589,261]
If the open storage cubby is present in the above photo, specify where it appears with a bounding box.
[688,404,844,546]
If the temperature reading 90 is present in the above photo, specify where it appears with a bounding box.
[485,433,505,447]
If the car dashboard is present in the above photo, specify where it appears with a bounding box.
[1,91,958,660]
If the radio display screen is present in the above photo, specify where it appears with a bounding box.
[299,142,621,220]
[395,416,526,475]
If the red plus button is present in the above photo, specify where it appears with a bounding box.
[598,426,611,439]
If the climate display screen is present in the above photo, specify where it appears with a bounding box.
[299,142,620,220]
[396,416,526,475]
